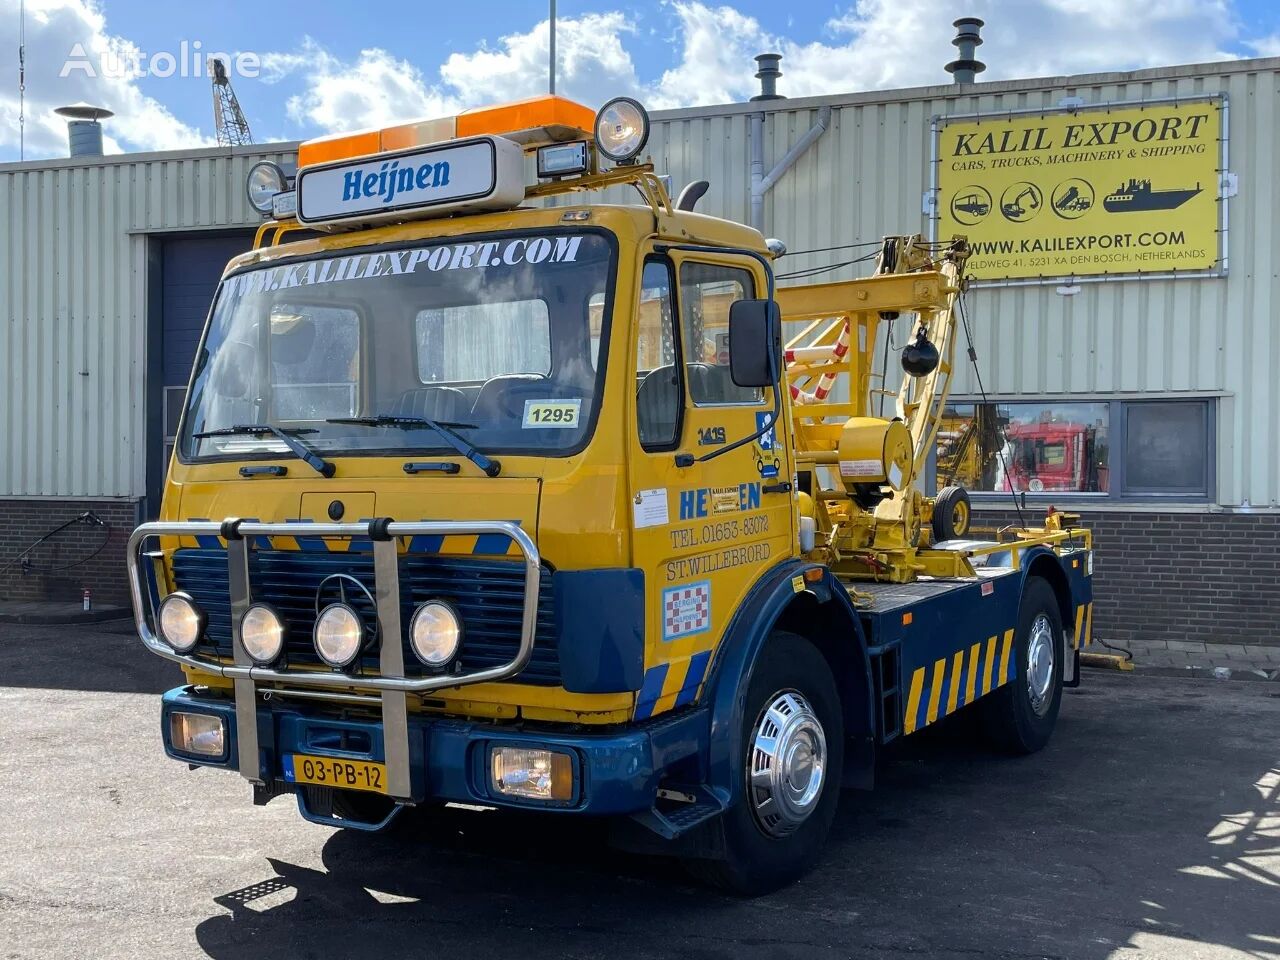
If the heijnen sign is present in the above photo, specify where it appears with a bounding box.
[296,135,525,226]
[937,100,1222,281]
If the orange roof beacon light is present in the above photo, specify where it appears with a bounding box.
[252,94,654,228]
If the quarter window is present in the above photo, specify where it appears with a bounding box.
[635,261,682,450]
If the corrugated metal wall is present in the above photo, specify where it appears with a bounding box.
[1,57,1276,507]
[0,146,295,498]
[640,58,1280,508]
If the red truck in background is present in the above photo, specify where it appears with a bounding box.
[997,421,1108,493]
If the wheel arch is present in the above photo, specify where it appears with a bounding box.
[1022,548,1073,629]
[704,561,875,807]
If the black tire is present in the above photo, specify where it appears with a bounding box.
[932,485,972,541]
[685,631,844,896]
[979,578,1064,754]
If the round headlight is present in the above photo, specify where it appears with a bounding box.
[410,601,462,667]
[313,603,364,668]
[158,592,204,653]
[594,97,650,164]
[246,160,288,215]
[241,604,286,665]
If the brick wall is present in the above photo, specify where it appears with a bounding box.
[0,499,139,605]
[973,507,1280,647]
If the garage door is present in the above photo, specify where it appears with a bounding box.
[160,233,256,465]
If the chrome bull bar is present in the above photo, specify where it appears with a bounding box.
[126,519,541,799]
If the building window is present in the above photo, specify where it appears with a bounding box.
[936,398,1212,501]
[1122,401,1210,495]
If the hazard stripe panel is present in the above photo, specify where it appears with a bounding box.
[903,628,1016,734]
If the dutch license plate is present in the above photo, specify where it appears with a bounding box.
[284,754,386,794]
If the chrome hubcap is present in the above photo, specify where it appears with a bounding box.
[748,691,827,837]
[1026,614,1056,716]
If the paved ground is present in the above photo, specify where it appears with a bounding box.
[1112,637,1280,681]
[1,620,1278,960]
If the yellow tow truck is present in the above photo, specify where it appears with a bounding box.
[128,94,1094,893]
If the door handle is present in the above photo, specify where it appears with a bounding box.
[762,481,792,494]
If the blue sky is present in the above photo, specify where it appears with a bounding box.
[4,0,1279,161]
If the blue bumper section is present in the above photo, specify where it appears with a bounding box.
[160,686,707,818]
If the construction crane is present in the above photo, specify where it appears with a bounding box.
[211,58,253,146]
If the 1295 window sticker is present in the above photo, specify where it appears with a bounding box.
[522,399,582,429]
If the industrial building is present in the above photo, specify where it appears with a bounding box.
[1,51,1277,647]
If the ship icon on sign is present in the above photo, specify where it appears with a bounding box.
[1103,179,1202,213]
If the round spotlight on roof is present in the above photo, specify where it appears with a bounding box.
[594,98,650,164]
[246,160,288,216]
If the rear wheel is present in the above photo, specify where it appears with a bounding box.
[932,485,971,541]
[980,578,1064,754]
[685,632,843,895]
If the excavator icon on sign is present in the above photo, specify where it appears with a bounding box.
[999,182,1043,222]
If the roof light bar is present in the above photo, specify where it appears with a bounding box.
[297,95,596,169]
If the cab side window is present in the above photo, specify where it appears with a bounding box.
[678,262,763,405]
[635,260,682,450]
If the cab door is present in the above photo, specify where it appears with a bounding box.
[626,248,794,720]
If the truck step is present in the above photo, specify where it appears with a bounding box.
[630,786,725,839]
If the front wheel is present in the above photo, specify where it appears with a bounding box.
[979,578,1064,754]
[685,632,844,895]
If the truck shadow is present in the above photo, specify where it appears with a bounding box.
[192,686,1280,959]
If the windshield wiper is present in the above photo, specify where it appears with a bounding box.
[193,424,336,478]
[327,415,501,477]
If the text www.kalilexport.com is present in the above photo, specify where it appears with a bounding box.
[972,231,1185,255]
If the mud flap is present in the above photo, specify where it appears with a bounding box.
[1063,630,1081,688]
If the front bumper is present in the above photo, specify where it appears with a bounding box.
[130,518,541,800]
[162,686,706,818]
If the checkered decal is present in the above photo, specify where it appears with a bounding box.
[662,581,711,640]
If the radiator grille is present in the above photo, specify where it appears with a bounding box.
[170,548,558,684]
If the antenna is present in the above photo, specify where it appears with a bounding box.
[211,58,254,146]
[18,0,25,160]
[548,0,556,95]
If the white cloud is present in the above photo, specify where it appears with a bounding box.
[262,40,460,132]
[259,0,1263,142]
[7,0,1274,161]
[650,0,1245,105]
[1246,33,1280,57]
[441,13,645,105]
[0,0,212,160]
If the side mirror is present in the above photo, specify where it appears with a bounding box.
[728,298,782,388]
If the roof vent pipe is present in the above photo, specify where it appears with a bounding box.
[54,103,114,157]
[945,18,986,84]
[752,53,784,101]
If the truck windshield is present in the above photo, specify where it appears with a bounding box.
[180,231,614,463]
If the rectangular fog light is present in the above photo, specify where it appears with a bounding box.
[489,746,573,802]
[536,141,588,178]
[170,712,226,757]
